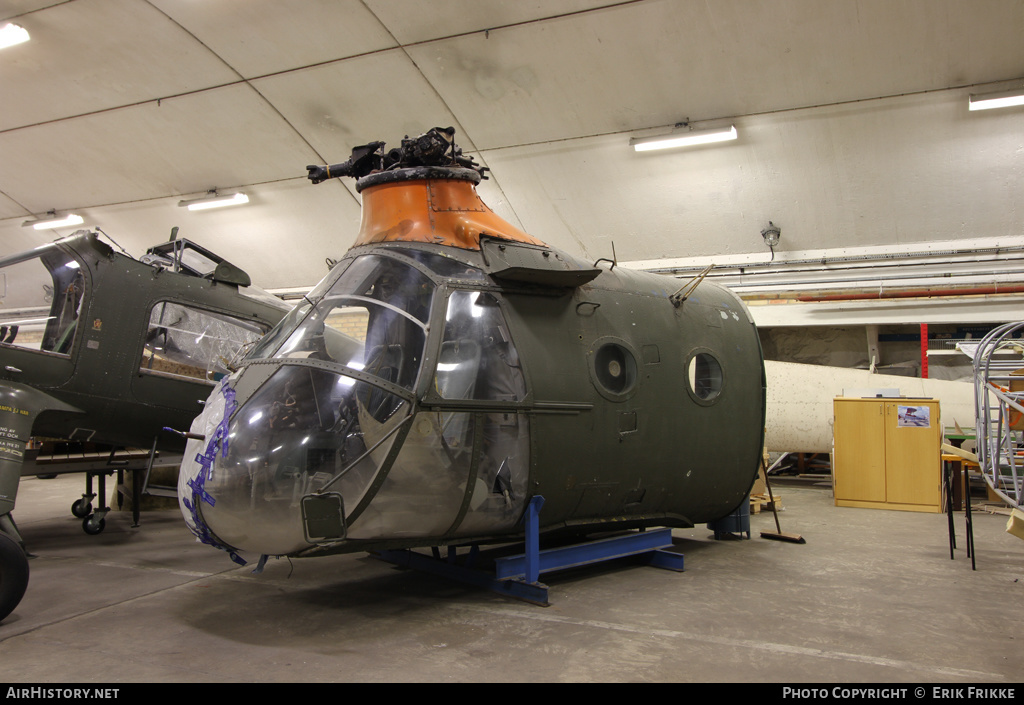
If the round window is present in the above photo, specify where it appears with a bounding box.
[588,339,639,400]
[686,351,723,403]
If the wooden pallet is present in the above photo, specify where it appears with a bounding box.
[976,502,1013,517]
[750,493,782,514]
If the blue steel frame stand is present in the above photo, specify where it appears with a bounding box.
[374,495,686,606]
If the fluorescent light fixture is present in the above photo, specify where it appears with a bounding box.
[968,88,1024,111]
[22,213,85,230]
[178,191,249,211]
[0,23,29,50]
[631,125,738,152]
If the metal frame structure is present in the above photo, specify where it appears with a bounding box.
[972,322,1024,508]
[375,496,686,606]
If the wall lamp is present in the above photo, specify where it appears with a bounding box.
[22,212,85,230]
[178,190,249,211]
[761,221,781,262]
[968,88,1024,111]
[631,124,737,152]
[0,23,29,50]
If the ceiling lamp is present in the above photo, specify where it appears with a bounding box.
[631,125,737,152]
[22,213,85,230]
[968,88,1024,111]
[0,23,29,50]
[178,191,250,211]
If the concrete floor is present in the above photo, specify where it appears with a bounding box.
[0,473,1021,683]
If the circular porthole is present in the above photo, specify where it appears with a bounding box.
[588,338,639,401]
[686,351,724,404]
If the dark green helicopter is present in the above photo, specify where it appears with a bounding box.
[0,231,290,619]
[178,128,767,597]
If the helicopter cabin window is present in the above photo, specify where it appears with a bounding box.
[686,351,724,403]
[244,259,348,362]
[434,291,526,401]
[140,302,268,383]
[0,247,86,356]
[272,255,435,391]
[427,290,529,539]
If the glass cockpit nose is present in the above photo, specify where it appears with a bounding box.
[180,251,530,558]
[182,254,431,555]
[184,365,413,556]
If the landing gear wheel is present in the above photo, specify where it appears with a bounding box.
[0,532,29,622]
[82,515,105,535]
[71,499,92,519]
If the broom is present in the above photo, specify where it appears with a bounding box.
[759,456,806,544]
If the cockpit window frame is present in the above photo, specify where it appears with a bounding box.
[0,246,90,360]
[245,248,447,365]
[138,298,271,385]
[250,252,444,394]
[419,284,532,408]
[242,246,533,409]
[318,294,429,331]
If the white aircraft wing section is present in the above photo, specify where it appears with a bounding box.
[764,361,974,454]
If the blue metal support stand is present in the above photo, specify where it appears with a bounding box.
[523,494,544,585]
[374,495,686,606]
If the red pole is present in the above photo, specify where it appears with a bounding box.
[920,323,929,379]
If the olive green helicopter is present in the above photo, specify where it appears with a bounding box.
[178,128,766,600]
[0,230,290,620]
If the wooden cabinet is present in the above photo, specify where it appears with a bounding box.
[832,397,941,512]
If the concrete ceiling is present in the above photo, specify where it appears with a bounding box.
[1,0,1022,292]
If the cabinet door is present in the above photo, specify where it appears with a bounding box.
[884,401,940,506]
[833,400,886,502]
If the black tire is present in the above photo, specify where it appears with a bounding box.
[0,532,29,623]
[82,515,105,535]
[71,499,92,519]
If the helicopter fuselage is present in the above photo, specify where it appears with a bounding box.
[179,236,765,560]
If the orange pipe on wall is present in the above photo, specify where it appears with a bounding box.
[795,284,1024,302]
